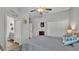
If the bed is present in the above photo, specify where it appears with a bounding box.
[22,36,79,51]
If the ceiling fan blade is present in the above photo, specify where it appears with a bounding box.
[30,9,36,12]
[46,8,52,11]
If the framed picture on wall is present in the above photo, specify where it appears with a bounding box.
[40,22,44,27]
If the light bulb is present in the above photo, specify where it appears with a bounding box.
[37,8,44,13]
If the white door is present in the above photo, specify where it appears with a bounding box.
[15,20,22,45]
[6,16,15,50]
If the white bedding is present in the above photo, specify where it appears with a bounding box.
[22,36,79,51]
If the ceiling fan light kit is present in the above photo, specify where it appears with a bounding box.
[30,7,52,14]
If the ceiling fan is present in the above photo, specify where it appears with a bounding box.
[30,7,52,14]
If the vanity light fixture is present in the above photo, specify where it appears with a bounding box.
[22,16,27,24]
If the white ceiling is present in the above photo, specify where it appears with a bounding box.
[17,7,70,22]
